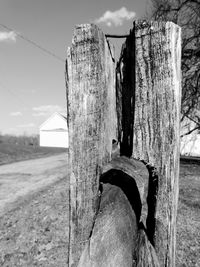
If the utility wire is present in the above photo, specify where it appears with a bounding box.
[105,34,129,38]
[0,78,32,109]
[0,23,130,62]
[0,23,65,63]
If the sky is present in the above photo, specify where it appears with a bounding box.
[0,0,149,135]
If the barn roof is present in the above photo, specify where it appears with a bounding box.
[39,112,68,130]
[60,114,67,120]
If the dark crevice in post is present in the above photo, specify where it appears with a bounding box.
[65,59,70,129]
[116,63,122,143]
[88,182,103,240]
[142,161,159,247]
[106,39,115,63]
[65,57,71,266]
[100,169,142,223]
[67,183,71,266]
[111,139,120,158]
[116,28,135,158]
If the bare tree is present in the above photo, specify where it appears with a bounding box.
[149,0,200,135]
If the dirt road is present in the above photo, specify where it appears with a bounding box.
[0,153,68,215]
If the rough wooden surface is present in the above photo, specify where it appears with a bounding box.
[77,184,138,267]
[102,156,149,224]
[66,21,181,267]
[134,21,181,267]
[103,156,148,201]
[117,21,181,266]
[135,226,160,267]
[66,24,117,266]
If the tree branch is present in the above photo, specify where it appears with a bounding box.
[181,125,200,137]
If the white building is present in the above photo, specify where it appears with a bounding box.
[40,112,68,148]
[180,117,200,156]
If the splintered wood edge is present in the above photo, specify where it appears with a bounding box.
[102,155,149,203]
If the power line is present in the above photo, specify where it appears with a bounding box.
[105,34,129,38]
[0,23,65,63]
[0,79,30,108]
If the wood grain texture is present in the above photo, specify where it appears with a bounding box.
[102,156,149,224]
[117,21,181,266]
[66,21,181,267]
[134,21,181,267]
[66,24,117,266]
[135,227,160,267]
[77,184,138,267]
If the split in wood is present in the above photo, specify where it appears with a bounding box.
[77,156,160,267]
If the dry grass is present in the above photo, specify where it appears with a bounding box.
[0,136,67,165]
[0,178,70,267]
[176,159,200,267]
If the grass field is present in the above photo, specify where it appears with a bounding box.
[0,135,67,165]
[176,158,200,266]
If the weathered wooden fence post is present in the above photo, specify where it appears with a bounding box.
[117,21,181,266]
[66,24,117,266]
[66,20,181,267]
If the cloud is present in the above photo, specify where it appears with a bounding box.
[10,111,22,116]
[18,123,35,128]
[32,105,66,117]
[0,31,17,42]
[95,7,136,27]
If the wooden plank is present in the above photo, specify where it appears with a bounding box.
[134,21,181,267]
[77,184,138,267]
[135,227,160,267]
[117,21,181,266]
[66,24,117,266]
[102,156,149,225]
[102,156,148,202]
